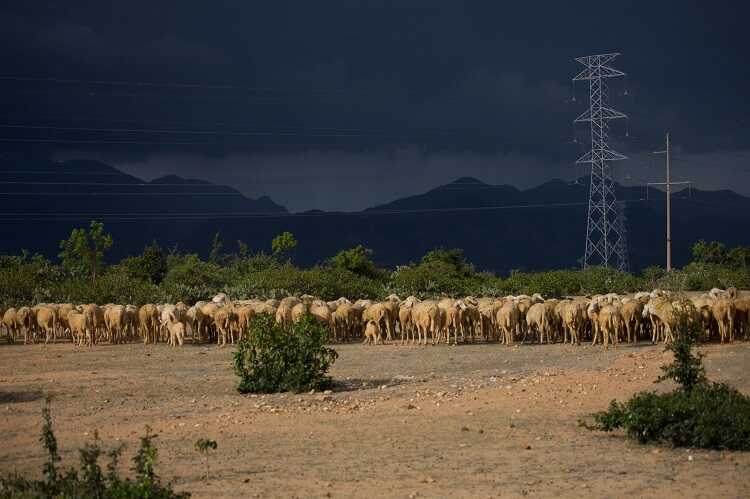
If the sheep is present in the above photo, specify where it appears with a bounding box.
[438,299,466,345]
[1,308,17,342]
[398,303,415,344]
[596,304,622,348]
[275,296,300,325]
[412,301,441,345]
[104,305,125,344]
[643,298,677,344]
[497,301,520,345]
[165,320,185,346]
[138,304,160,345]
[525,302,550,344]
[67,311,92,347]
[330,303,352,342]
[16,306,37,344]
[363,320,380,345]
[35,306,57,344]
[362,303,395,343]
[620,299,644,343]
[711,298,736,343]
[562,300,586,345]
[213,307,237,346]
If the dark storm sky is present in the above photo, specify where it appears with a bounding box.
[1,1,748,211]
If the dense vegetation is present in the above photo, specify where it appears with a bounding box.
[582,308,750,450]
[1,220,749,307]
[0,399,189,498]
[234,314,338,394]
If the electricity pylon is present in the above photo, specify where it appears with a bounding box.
[573,52,629,271]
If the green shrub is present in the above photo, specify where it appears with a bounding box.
[226,264,383,301]
[234,314,338,393]
[0,398,189,498]
[588,384,750,450]
[389,261,484,298]
[3,238,750,306]
[163,254,231,291]
[330,245,378,277]
[582,303,750,451]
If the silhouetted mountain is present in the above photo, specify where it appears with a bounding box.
[2,156,750,273]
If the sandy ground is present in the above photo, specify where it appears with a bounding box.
[1,340,749,499]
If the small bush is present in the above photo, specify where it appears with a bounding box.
[582,303,750,451]
[588,384,750,450]
[0,398,189,498]
[234,314,338,394]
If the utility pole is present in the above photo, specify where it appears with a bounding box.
[572,52,629,271]
[650,133,690,272]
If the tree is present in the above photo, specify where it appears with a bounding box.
[271,231,298,261]
[726,246,750,269]
[420,247,474,276]
[209,232,224,264]
[237,240,249,259]
[141,240,168,284]
[692,240,727,265]
[331,245,376,277]
[58,220,113,282]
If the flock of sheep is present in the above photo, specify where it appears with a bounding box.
[1,287,747,348]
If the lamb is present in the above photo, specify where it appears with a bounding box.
[363,320,380,345]
[165,320,185,346]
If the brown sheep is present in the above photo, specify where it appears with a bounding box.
[363,320,380,345]
[235,305,256,342]
[138,304,160,344]
[104,305,125,344]
[332,303,355,342]
[620,299,644,343]
[67,310,92,347]
[165,320,185,347]
[82,304,102,345]
[398,304,415,344]
[525,302,551,344]
[16,306,37,344]
[562,300,586,345]
[411,300,441,345]
[35,306,57,344]
[362,303,394,343]
[596,304,622,348]
[381,296,400,342]
[275,297,301,325]
[290,302,309,324]
[496,301,520,345]
[2,308,18,343]
[711,298,736,343]
[213,307,237,346]
[56,303,75,340]
[734,297,749,339]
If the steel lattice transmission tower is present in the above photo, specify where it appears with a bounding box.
[573,52,629,271]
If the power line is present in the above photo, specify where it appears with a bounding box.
[0,123,454,140]
[0,198,654,221]
[0,74,403,96]
[0,180,595,192]
[0,113,462,135]
[0,191,246,196]
[0,138,392,146]
[0,181,239,187]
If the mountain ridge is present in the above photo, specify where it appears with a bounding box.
[2,156,749,273]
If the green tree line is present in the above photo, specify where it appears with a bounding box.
[1,222,749,307]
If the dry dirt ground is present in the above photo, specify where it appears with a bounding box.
[1,340,749,499]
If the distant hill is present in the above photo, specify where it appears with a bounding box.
[2,157,750,273]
